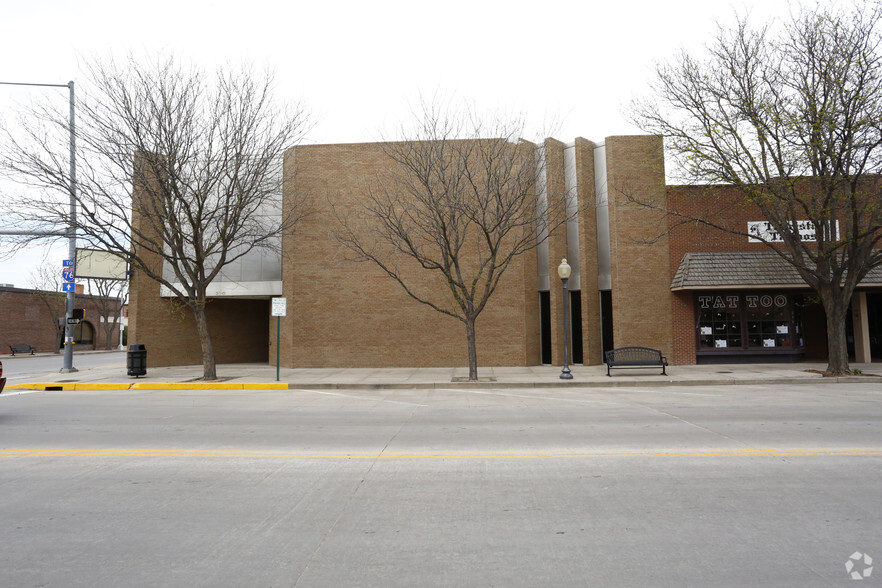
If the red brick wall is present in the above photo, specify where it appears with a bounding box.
[666,185,762,364]
[664,184,841,364]
[0,287,122,354]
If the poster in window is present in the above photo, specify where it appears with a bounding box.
[776,325,789,334]
[715,340,728,348]
[700,326,712,335]
[763,339,776,347]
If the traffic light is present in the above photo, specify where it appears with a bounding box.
[72,308,85,320]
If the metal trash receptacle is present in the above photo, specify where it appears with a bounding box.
[127,344,147,377]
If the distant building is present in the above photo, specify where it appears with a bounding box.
[0,285,123,353]
[128,135,882,368]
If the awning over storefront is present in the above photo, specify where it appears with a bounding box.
[671,251,882,291]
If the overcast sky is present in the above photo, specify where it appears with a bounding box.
[0,0,800,289]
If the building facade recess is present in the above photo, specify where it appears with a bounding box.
[127,136,881,369]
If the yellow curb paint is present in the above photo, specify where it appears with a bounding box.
[243,383,289,390]
[9,383,77,391]
[75,383,132,391]
[129,383,245,390]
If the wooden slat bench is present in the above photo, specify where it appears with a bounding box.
[605,346,668,376]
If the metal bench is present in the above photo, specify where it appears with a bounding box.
[604,346,668,376]
[9,344,36,356]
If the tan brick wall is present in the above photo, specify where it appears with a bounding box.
[130,136,716,370]
[573,137,603,365]
[281,141,538,369]
[543,139,569,366]
[605,135,674,360]
[128,270,269,366]
[128,152,271,368]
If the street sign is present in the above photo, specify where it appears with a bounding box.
[63,259,74,267]
[67,318,81,325]
[62,269,74,282]
[271,297,287,317]
[62,283,75,292]
[270,297,287,382]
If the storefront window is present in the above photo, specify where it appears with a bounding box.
[745,294,791,348]
[697,295,742,350]
[696,293,803,354]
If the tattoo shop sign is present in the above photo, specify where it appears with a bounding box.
[748,220,839,243]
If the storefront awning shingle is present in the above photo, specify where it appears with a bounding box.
[671,251,882,290]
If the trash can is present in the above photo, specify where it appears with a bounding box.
[127,344,147,377]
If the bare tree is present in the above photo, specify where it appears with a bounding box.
[335,104,567,380]
[29,260,67,353]
[630,4,882,375]
[1,55,310,379]
[85,278,127,350]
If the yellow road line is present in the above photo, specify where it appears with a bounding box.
[2,448,880,459]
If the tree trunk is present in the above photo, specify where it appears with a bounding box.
[819,287,852,376]
[465,317,478,381]
[191,302,217,380]
[103,320,116,350]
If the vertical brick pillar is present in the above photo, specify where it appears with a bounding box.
[128,151,167,355]
[573,138,603,365]
[543,139,569,366]
[605,136,674,360]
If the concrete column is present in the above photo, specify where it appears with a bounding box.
[852,291,872,364]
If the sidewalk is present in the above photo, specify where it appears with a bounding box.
[5,358,882,391]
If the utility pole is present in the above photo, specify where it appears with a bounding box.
[0,80,78,372]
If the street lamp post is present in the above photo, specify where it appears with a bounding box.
[557,258,573,380]
[0,80,78,372]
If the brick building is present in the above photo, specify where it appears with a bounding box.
[128,135,882,368]
[0,285,123,354]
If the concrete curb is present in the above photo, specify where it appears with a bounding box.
[7,375,882,391]
[7,382,290,392]
[287,376,882,389]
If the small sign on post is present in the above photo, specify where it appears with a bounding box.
[271,297,287,317]
[271,297,287,381]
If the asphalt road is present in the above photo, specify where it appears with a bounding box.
[1,383,880,587]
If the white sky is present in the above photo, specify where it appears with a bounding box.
[0,0,799,288]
